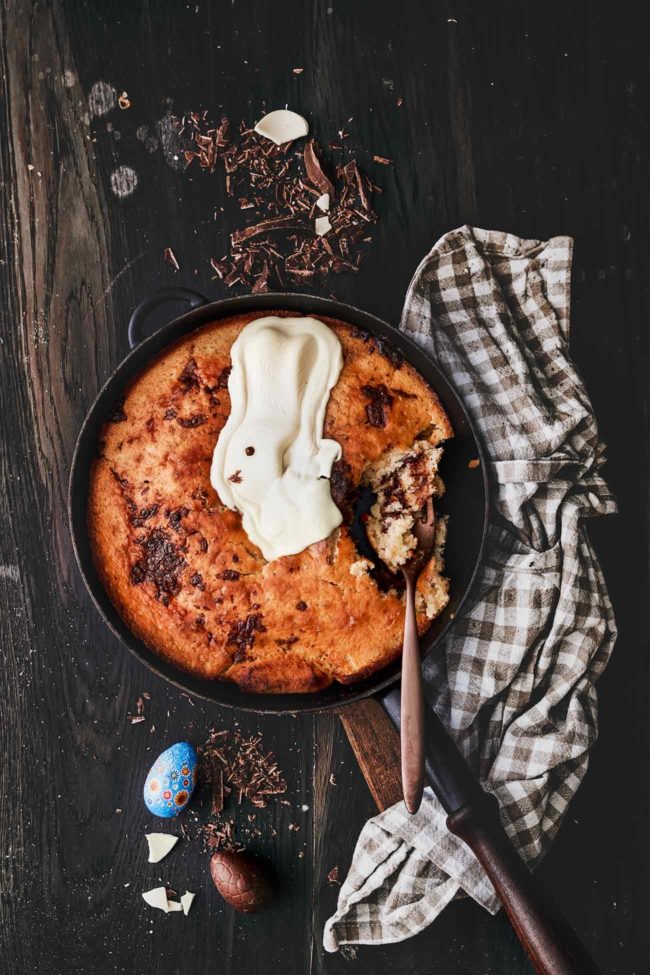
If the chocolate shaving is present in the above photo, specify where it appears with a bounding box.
[211,767,224,815]
[304,139,335,200]
[216,366,231,388]
[164,247,180,270]
[190,572,205,591]
[373,155,393,165]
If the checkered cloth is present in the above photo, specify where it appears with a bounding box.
[323,226,617,951]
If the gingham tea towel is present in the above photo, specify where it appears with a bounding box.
[323,226,617,950]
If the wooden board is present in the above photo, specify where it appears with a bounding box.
[0,1,648,973]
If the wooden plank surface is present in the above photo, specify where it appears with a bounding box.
[0,1,648,973]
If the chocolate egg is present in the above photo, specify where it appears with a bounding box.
[143,742,198,818]
[210,851,273,913]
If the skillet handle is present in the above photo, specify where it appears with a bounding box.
[128,287,208,349]
[447,796,600,975]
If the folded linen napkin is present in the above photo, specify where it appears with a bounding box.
[324,226,617,950]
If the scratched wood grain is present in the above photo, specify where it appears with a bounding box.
[0,0,648,973]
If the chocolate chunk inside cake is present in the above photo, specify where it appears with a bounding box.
[88,310,453,694]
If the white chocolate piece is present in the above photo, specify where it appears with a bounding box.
[145,833,179,864]
[254,109,309,145]
[211,316,343,561]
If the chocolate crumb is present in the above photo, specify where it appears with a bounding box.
[244,446,255,456]
[228,470,243,483]
[296,601,308,612]
[218,569,241,581]
[327,866,341,885]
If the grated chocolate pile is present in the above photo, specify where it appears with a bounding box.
[173,111,380,290]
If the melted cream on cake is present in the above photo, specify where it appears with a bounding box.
[211,316,343,561]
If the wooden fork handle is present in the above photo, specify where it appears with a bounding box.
[401,573,425,813]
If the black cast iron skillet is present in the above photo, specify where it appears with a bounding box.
[68,288,489,715]
[68,288,599,974]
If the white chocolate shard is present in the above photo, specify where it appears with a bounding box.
[142,887,172,912]
[180,891,196,915]
[254,109,309,145]
[316,193,330,212]
[315,215,332,236]
[146,833,179,864]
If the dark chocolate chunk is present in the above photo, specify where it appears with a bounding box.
[178,358,200,392]
[218,569,241,581]
[226,613,267,658]
[330,459,353,511]
[177,413,207,428]
[361,383,394,428]
[216,366,231,388]
[190,572,206,591]
[130,528,187,602]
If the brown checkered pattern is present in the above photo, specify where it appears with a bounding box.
[324,227,617,951]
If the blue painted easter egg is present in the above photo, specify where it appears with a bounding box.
[143,742,198,818]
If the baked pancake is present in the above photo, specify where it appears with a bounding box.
[88,310,453,694]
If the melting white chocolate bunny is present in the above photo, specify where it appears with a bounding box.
[211,316,343,561]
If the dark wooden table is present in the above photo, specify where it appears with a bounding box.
[1,2,647,972]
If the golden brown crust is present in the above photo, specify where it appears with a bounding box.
[88,310,452,693]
